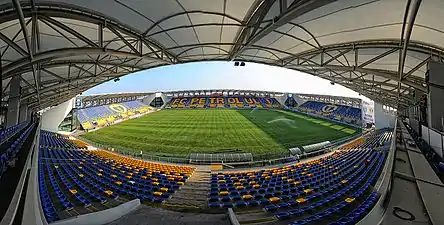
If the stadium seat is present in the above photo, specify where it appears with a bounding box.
[167,96,281,109]
[38,130,195,223]
[77,100,153,129]
[208,129,392,224]
[298,101,362,126]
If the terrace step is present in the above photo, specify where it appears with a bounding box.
[167,170,210,208]
[180,186,209,191]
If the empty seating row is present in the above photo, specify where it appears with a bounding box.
[298,101,362,126]
[276,149,385,225]
[0,122,35,179]
[0,121,29,145]
[209,130,392,225]
[77,100,152,130]
[168,96,281,109]
[340,130,392,150]
[209,150,375,207]
[40,131,83,149]
[38,130,195,223]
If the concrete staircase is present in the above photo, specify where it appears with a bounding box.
[166,167,211,208]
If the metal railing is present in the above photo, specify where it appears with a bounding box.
[76,136,190,164]
[356,118,398,225]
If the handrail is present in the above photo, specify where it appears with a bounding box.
[21,121,46,225]
[0,122,38,225]
[227,208,240,225]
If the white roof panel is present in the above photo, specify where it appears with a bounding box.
[0,0,439,109]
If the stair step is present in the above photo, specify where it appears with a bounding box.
[176,189,207,194]
[168,196,207,202]
[180,186,208,191]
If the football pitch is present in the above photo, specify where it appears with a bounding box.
[81,109,358,156]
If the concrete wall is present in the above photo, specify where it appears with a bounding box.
[274,95,287,106]
[19,103,29,122]
[41,98,74,132]
[141,94,156,106]
[7,76,21,128]
[159,93,168,108]
[374,102,396,129]
[293,95,307,106]
[51,199,140,225]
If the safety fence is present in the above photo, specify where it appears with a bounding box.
[77,131,363,166]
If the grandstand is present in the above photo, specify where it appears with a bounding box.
[167,96,281,109]
[39,131,194,222]
[0,122,35,179]
[210,130,391,224]
[77,100,154,130]
[79,98,360,157]
[36,128,392,224]
[298,101,362,126]
[1,1,444,225]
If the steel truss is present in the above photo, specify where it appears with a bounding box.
[0,1,437,111]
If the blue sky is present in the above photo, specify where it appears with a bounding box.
[85,61,371,101]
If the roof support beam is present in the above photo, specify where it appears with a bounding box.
[358,48,398,68]
[41,68,65,81]
[280,0,287,14]
[22,73,123,100]
[12,0,32,59]
[29,77,116,108]
[322,49,352,66]
[106,24,141,56]
[229,0,275,60]
[321,77,403,108]
[7,59,147,77]
[231,0,336,59]
[292,64,426,92]
[39,15,99,48]
[98,23,103,48]
[72,64,95,77]
[13,0,41,103]
[0,32,27,56]
[21,76,34,89]
[31,13,41,105]
[397,0,422,108]
[2,47,167,77]
[402,57,429,79]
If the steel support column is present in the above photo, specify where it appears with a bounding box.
[6,75,21,127]
[398,0,422,108]
[19,100,28,122]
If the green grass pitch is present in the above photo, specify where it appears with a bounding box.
[81,109,358,156]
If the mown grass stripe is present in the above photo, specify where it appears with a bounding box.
[81,109,357,156]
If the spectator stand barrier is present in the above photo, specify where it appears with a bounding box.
[76,131,367,168]
[355,118,397,225]
[22,122,47,225]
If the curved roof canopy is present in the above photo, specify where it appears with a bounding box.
[0,0,439,110]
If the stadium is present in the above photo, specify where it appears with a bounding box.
[0,1,444,225]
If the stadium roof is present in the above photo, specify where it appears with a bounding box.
[0,0,437,110]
